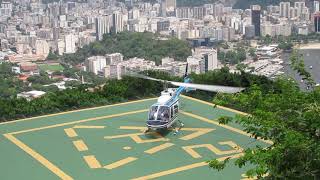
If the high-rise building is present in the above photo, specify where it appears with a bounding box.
[295,1,305,17]
[290,7,298,18]
[194,48,218,72]
[0,1,12,17]
[112,11,124,34]
[86,56,107,75]
[103,64,125,79]
[176,7,193,18]
[161,0,167,17]
[280,2,291,18]
[95,15,112,41]
[193,7,206,19]
[35,39,49,57]
[65,34,76,54]
[314,12,320,32]
[106,53,123,65]
[251,5,261,37]
[213,3,224,18]
[313,1,320,12]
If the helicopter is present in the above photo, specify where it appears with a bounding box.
[129,65,245,134]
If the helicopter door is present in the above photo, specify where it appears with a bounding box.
[171,106,174,119]
[172,103,179,119]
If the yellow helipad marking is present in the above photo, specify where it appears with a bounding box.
[64,128,78,138]
[119,126,214,140]
[3,134,73,180]
[10,109,148,135]
[144,143,174,154]
[0,97,157,125]
[104,132,169,144]
[241,173,257,180]
[123,146,132,150]
[179,128,215,140]
[73,140,88,152]
[182,141,243,159]
[132,153,244,180]
[83,155,102,169]
[104,157,137,170]
[181,111,273,145]
[4,109,148,180]
[120,126,147,132]
[73,125,105,129]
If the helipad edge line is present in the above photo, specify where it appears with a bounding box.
[131,153,244,180]
[3,134,73,180]
[181,111,273,145]
[0,97,157,125]
[9,109,148,135]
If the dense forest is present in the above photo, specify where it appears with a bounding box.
[62,31,192,65]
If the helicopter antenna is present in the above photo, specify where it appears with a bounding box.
[184,63,189,78]
[164,80,168,91]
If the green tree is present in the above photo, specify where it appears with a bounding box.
[263,35,272,45]
[62,32,192,65]
[211,79,320,179]
[209,52,320,179]
[46,50,59,60]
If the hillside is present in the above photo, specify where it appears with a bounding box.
[62,32,192,65]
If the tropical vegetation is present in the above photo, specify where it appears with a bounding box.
[208,51,320,179]
[62,31,192,65]
[0,68,272,122]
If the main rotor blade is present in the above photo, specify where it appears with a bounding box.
[169,81,245,93]
[127,72,165,82]
[127,71,244,93]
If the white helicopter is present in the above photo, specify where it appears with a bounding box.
[130,66,245,134]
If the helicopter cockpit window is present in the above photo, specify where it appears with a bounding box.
[157,106,170,122]
[148,106,158,121]
[174,104,179,114]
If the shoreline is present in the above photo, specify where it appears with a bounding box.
[297,43,320,50]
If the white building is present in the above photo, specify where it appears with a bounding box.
[280,2,291,18]
[95,15,112,41]
[17,91,46,101]
[103,64,126,79]
[35,39,49,57]
[314,1,320,12]
[295,1,305,17]
[0,1,12,17]
[65,34,76,54]
[194,47,218,71]
[162,57,174,65]
[106,53,123,65]
[187,56,203,74]
[86,56,107,75]
[112,11,124,33]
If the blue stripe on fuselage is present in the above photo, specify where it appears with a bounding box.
[164,77,190,106]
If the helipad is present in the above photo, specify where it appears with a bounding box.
[0,95,271,180]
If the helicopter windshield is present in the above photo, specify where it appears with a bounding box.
[148,106,170,122]
[157,106,170,122]
[148,106,158,121]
